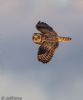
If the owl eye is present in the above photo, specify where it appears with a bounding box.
[37,36,40,39]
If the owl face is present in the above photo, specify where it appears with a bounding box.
[32,33,42,44]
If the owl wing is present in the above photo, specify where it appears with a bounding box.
[37,41,59,63]
[36,21,58,36]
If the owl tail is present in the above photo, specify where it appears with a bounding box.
[57,36,72,42]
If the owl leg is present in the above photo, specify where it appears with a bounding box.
[57,36,72,42]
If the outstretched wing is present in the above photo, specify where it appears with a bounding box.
[36,21,58,36]
[37,41,59,63]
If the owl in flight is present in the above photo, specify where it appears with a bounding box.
[32,21,72,63]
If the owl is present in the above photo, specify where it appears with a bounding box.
[32,21,72,63]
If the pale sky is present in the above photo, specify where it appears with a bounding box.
[0,0,83,100]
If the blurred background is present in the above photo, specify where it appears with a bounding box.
[0,0,83,100]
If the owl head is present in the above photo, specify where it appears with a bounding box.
[32,33,42,44]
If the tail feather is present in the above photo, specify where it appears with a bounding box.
[57,36,72,42]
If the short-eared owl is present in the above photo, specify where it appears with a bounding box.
[32,21,72,63]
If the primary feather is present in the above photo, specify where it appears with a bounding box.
[37,41,59,63]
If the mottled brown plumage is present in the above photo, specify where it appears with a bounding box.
[32,21,72,63]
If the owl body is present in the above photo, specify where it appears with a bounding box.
[32,21,72,63]
[33,33,59,44]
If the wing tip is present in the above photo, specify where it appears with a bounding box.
[36,21,53,32]
[38,58,50,64]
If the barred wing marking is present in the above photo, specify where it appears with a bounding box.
[37,41,59,63]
